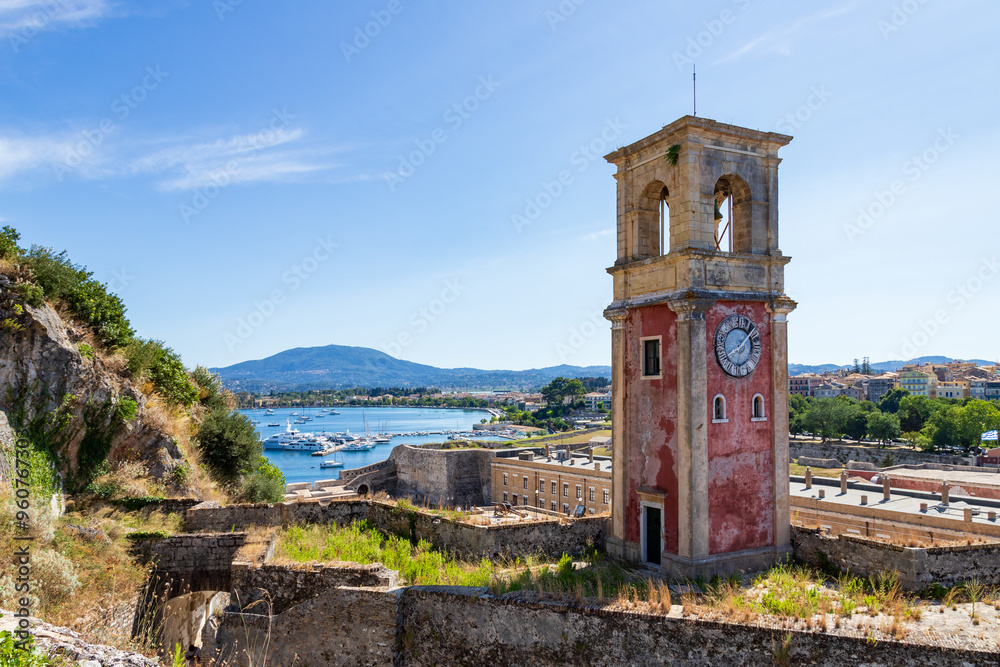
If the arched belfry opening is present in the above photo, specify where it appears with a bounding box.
[713,174,752,254]
[636,181,669,258]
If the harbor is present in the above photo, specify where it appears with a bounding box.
[241,406,520,485]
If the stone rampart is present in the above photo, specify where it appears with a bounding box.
[792,526,1000,589]
[217,586,400,667]
[391,445,494,507]
[230,562,398,615]
[790,441,968,467]
[217,582,1000,666]
[186,499,606,560]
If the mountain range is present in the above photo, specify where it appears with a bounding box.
[211,347,996,393]
[210,345,612,392]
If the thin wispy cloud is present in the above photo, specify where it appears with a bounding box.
[0,134,80,180]
[580,229,614,242]
[0,124,343,190]
[0,0,111,35]
[717,0,861,63]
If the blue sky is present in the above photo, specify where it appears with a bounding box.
[1,0,997,372]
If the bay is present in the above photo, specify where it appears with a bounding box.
[241,406,499,485]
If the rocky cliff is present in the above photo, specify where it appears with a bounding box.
[0,278,191,494]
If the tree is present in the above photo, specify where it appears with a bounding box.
[897,395,940,432]
[789,394,810,436]
[843,403,869,442]
[197,409,263,482]
[540,377,585,407]
[956,400,1000,450]
[878,388,910,414]
[803,398,853,442]
[867,411,901,446]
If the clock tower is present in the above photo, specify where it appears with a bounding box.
[603,116,795,577]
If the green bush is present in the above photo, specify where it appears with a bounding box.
[0,226,22,260]
[77,342,94,361]
[24,246,133,348]
[116,496,166,511]
[197,408,263,482]
[0,630,51,667]
[239,457,286,503]
[125,530,172,540]
[124,339,198,406]
[191,365,227,411]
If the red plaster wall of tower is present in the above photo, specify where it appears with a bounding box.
[622,305,679,552]
[704,301,774,555]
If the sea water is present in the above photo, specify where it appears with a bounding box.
[241,406,499,485]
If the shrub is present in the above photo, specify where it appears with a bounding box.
[24,548,81,614]
[197,408,263,482]
[191,365,228,411]
[24,245,133,348]
[0,630,51,667]
[77,342,94,361]
[76,398,132,486]
[116,495,166,511]
[238,457,286,503]
[125,530,172,540]
[124,339,198,406]
[0,226,22,260]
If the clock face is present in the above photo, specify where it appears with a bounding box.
[714,314,762,378]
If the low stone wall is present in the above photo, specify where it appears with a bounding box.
[792,526,1000,589]
[791,441,968,467]
[844,466,1000,501]
[217,587,400,667]
[230,562,398,615]
[129,533,247,572]
[797,456,842,468]
[217,583,1000,666]
[186,499,606,560]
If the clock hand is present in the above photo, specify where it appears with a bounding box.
[732,331,751,356]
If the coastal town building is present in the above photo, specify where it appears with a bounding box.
[898,370,937,398]
[583,391,612,411]
[603,116,794,576]
[789,373,821,397]
[491,448,611,516]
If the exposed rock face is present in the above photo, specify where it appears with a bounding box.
[0,611,158,667]
[0,294,189,492]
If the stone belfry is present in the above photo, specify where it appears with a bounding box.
[603,116,796,576]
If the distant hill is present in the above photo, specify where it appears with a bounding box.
[212,346,994,391]
[210,345,612,392]
[789,356,995,376]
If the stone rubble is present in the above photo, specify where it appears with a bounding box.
[0,611,158,667]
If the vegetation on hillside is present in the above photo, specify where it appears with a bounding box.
[790,389,1000,452]
[0,225,283,502]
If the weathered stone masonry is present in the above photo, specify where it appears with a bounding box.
[185,499,607,561]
